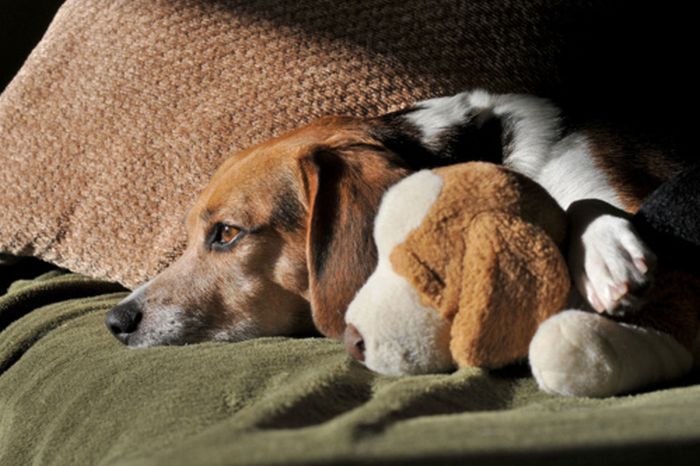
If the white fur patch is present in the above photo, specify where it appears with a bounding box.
[537,134,622,210]
[488,94,562,179]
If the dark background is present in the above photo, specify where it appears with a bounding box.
[0,1,694,159]
[0,0,65,91]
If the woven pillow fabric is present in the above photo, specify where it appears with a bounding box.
[0,0,578,287]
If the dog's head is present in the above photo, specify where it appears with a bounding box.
[105,116,425,347]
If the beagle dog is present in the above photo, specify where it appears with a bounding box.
[106,90,685,349]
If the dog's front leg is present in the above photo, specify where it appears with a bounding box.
[566,199,656,314]
[529,136,656,314]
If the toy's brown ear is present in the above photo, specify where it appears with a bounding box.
[299,147,409,339]
[451,211,570,369]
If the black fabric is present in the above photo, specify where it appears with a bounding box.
[0,0,65,91]
[633,164,700,274]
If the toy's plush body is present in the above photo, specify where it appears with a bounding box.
[345,162,700,397]
[389,164,571,369]
[345,162,571,374]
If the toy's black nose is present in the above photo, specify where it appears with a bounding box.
[344,323,365,362]
[105,300,143,343]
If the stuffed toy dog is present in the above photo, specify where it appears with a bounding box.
[344,162,700,397]
[343,162,571,374]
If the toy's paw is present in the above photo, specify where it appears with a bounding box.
[529,311,623,397]
[567,199,655,315]
[530,310,692,398]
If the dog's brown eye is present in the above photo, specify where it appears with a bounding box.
[219,225,240,244]
[210,223,245,250]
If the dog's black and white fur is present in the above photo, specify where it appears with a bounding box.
[381,90,654,311]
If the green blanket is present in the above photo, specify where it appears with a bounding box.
[1,258,699,466]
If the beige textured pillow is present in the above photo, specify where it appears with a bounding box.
[0,0,570,288]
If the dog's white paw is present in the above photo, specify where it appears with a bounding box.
[567,200,655,315]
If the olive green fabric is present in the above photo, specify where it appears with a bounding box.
[1,260,699,466]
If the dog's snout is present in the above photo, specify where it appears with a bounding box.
[106,300,143,343]
[344,323,365,362]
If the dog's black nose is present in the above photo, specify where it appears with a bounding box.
[106,300,143,343]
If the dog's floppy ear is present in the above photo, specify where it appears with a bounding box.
[298,145,409,339]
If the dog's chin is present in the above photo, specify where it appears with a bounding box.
[121,319,264,348]
[121,330,192,348]
[118,319,208,348]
